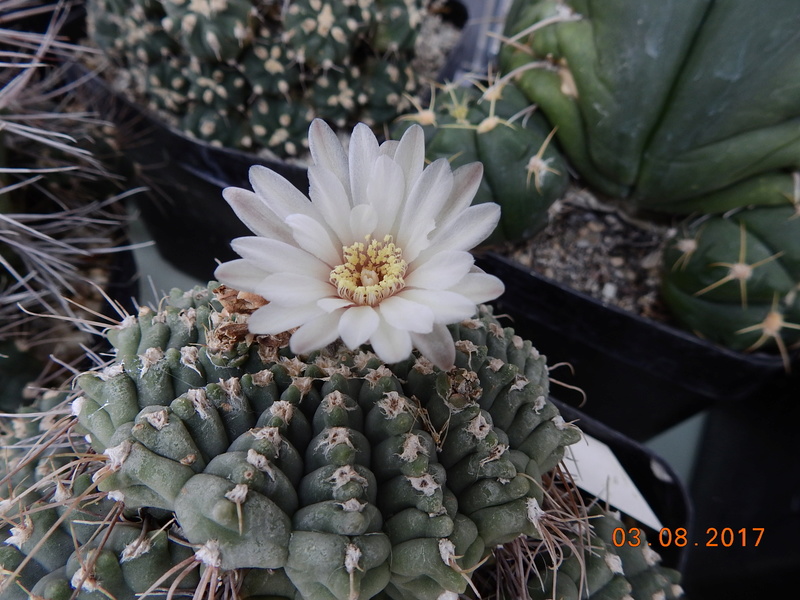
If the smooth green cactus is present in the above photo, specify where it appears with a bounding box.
[1,282,683,599]
[497,0,800,213]
[85,0,428,156]
[661,204,800,368]
[392,79,569,244]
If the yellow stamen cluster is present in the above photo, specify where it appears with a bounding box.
[330,235,407,306]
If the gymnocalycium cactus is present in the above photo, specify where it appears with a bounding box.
[662,204,800,369]
[85,0,430,157]
[497,0,800,213]
[1,283,682,600]
[392,78,569,245]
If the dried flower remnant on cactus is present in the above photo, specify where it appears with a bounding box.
[215,119,504,369]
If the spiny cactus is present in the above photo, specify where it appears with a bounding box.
[497,0,800,213]
[1,283,682,599]
[1,0,133,403]
[85,0,429,157]
[479,501,684,600]
[392,79,569,244]
[661,204,800,369]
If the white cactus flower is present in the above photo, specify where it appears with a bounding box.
[214,119,504,369]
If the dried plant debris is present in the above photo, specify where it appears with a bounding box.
[1,0,135,399]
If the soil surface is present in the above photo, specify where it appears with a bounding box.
[504,185,678,324]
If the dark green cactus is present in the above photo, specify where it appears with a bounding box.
[85,0,429,156]
[160,0,254,62]
[661,204,800,368]
[498,0,800,213]
[517,506,684,600]
[392,79,569,244]
[1,283,682,599]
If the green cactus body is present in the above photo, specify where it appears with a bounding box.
[281,0,372,70]
[372,0,425,54]
[241,38,302,97]
[661,204,800,364]
[8,282,575,599]
[1,283,681,598]
[392,81,569,244]
[521,507,683,600]
[86,0,429,158]
[161,0,254,62]
[498,0,800,212]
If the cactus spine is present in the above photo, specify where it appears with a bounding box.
[662,204,800,368]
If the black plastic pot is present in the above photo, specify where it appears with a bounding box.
[682,380,800,598]
[477,252,794,442]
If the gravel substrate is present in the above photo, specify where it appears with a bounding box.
[506,185,678,323]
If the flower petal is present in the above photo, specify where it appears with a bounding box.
[411,323,456,370]
[215,119,504,364]
[435,162,484,228]
[286,213,343,266]
[339,305,380,349]
[397,158,453,261]
[406,250,475,290]
[422,203,501,258]
[349,123,380,206]
[248,302,323,334]
[309,119,350,195]
[369,320,413,364]
[391,124,425,190]
[451,270,505,304]
[378,295,434,333]
[397,289,477,324]
[256,272,335,305]
[308,164,352,243]
[349,203,378,240]
[214,259,268,293]
[230,237,331,279]
[318,297,353,312]
[222,187,294,243]
[367,155,405,239]
[378,139,399,159]
[290,309,346,355]
[249,165,317,221]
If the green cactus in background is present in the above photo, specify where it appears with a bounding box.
[497,0,800,213]
[392,78,569,244]
[85,0,430,157]
[491,0,800,360]
[1,283,682,599]
[661,204,800,369]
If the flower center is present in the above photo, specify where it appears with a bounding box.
[330,235,407,306]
